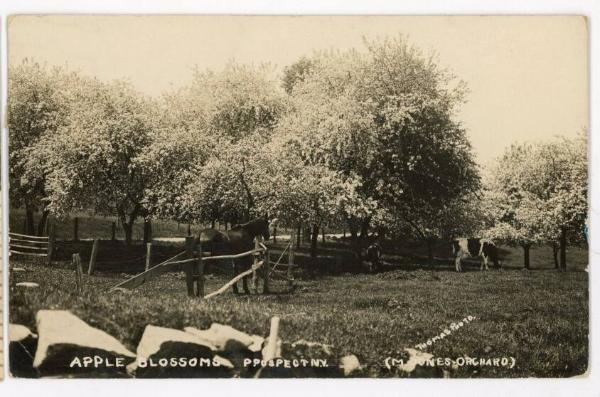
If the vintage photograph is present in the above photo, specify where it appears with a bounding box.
[7,15,588,378]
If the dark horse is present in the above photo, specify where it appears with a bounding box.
[198,216,271,294]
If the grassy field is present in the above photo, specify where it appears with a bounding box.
[9,238,588,378]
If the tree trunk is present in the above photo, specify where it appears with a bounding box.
[187,223,192,236]
[37,210,49,236]
[296,225,301,248]
[426,238,434,266]
[73,217,79,242]
[359,218,370,240]
[111,221,116,241]
[310,223,319,273]
[211,219,216,229]
[123,222,133,246]
[343,227,346,238]
[303,227,311,244]
[347,217,364,260]
[348,218,359,242]
[560,227,567,270]
[25,205,35,236]
[552,241,559,269]
[143,219,152,245]
[273,227,277,243]
[522,243,531,269]
[322,228,326,244]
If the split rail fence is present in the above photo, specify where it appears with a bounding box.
[8,226,55,265]
[108,237,296,299]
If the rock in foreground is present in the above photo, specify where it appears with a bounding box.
[9,324,39,378]
[185,323,264,376]
[396,348,444,378]
[258,339,340,378]
[16,282,39,288]
[131,325,233,378]
[33,310,135,377]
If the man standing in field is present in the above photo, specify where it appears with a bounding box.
[365,242,383,273]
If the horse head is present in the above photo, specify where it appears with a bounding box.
[232,216,271,241]
[258,215,271,241]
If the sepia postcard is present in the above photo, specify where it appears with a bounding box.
[6,15,589,379]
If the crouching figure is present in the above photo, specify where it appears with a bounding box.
[365,242,382,273]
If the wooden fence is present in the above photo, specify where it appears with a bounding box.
[9,226,55,265]
[108,237,295,299]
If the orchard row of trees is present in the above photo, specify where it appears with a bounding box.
[8,36,587,268]
[483,134,588,269]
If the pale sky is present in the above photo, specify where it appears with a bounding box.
[8,15,588,166]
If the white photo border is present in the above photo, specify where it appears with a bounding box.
[0,1,598,396]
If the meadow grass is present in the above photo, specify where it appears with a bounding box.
[9,241,588,378]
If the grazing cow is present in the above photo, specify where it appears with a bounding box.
[365,242,382,273]
[452,238,500,272]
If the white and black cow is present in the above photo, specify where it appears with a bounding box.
[452,238,500,272]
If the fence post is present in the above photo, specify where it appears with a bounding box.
[196,241,204,298]
[143,219,152,245]
[262,246,270,294]
[73,253,83,293]
[145,242,152,271]
[264,316,280,361]
[47,224,55,265]
[185,236,196,297]
[111,221,116,241]
[88,239,99,275]
[287,243,295,288]
[252,238,260,293]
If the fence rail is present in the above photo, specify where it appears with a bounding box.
[8,237,48,245]
[108,251,187,292]
[9,232,50,240]
[9,227,55,264]
[106,237,296,299]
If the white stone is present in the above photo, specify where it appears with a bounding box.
[128,325,219,375]
[135,325,217,362]
[16,282,39,288]
[248,335,264,353]
[9,324,37,342]
[213,355,234,369]
[339,354,360,376]
[184,323,264,353]
[33,310,135,368]
[291,339,333,356]
[11,267,27,272]
[9,324,39,378]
